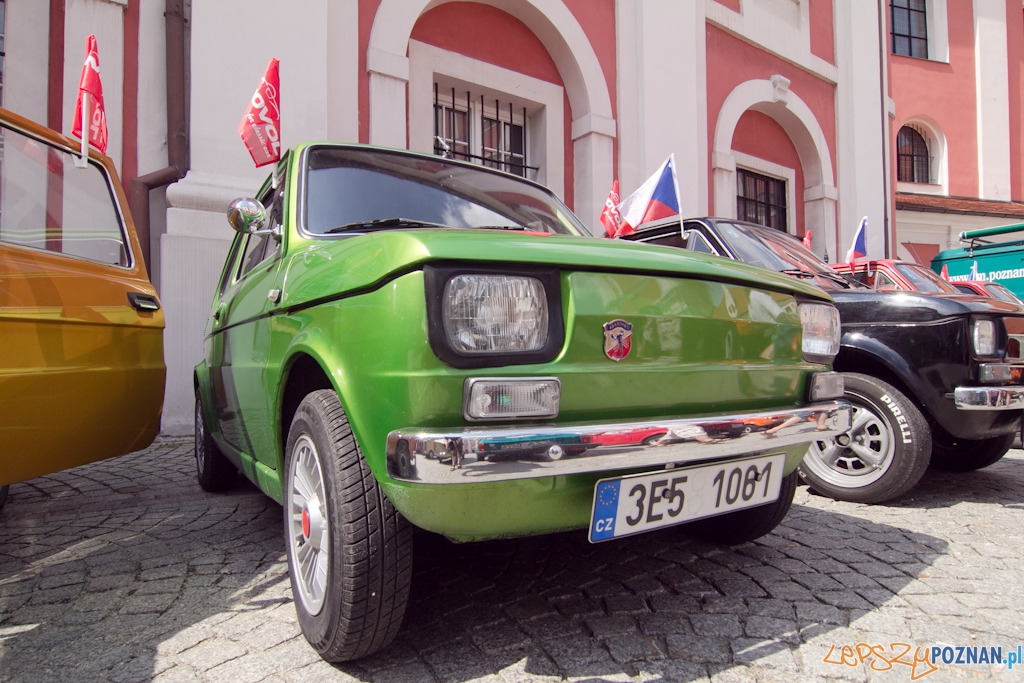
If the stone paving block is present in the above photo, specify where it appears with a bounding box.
[689,614,744,638]
[176,637,248,671]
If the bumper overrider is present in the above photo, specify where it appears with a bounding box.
[386,400,852,484]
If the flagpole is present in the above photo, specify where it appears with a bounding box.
[76,92,89,168]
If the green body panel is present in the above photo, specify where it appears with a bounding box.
[197,144,832,541]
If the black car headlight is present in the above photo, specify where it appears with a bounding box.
[799,302,841,364]
[425,264,563,368]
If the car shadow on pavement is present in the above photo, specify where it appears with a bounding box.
[3,438,1008,682]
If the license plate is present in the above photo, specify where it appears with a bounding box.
[588,453,786,542]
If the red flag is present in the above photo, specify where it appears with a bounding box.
[71,35,107,154]
[238,58,281,167]
[802,230,812,250]
[600,180,622,237]
[940,264,950,281]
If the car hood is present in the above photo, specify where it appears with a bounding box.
[280,229,834,306]
[831,288,1024,324]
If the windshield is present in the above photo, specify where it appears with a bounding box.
[893,263,960,294]
[985,283,1024,304]
[303,147,590,236]
[712,221,857,290]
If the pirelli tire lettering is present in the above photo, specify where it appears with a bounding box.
[799,373,932,504]
[880,394,913,444]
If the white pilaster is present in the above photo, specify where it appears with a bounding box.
[973,0,1012,200]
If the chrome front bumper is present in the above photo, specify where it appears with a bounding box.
[385,401,852,484]
[954,386,1024,410]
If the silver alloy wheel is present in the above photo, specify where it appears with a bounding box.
[194,399,205,475]
[803,397,894,489]
[287,434,330,616]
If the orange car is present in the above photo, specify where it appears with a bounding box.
[0,107,165,509]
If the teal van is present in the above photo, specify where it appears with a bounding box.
[932,223,1024,299]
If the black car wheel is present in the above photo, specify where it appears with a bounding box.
[0,485,8,511]
[195,386,236,492]
[682,470,798,545]
[285,390,412,663]
[799,373,931,503]
[930,432,1014,471]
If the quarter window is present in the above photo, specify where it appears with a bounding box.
[737,169,787,231]
[897,126,930,183]
[434,85,533,178]
[891,0,927,59]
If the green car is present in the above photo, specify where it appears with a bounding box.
[194,143,849,662]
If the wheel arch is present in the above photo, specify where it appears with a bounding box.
[279,351,335,472]
[834,337,934,418]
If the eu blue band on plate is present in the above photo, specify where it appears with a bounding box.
[590,480,620,541]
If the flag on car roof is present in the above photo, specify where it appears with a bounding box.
[802,230,812,250]
[845,216,868,266]
[239,58,282,167]
[969,260,980,280]
[600,180,622,238]
[614,154,681,237]
[939,264,950,281]
[71,35,107,156]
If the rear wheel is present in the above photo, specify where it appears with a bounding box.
[799,373,930,503]
[0,485,8,511]
[930,432,1014,471]
[683,470,798,545]
[194,386,236,492]
[285,390,412,663]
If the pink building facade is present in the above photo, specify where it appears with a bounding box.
[9,0,1024,429]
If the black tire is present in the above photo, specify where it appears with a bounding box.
[683,470,799,545]
[0,485,8,511]
[195,386,236,492]
[284,390,412,663]
[798,373,931,503]
[930,432,1014,471]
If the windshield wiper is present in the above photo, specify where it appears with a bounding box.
[323,217,450,234]
[780,269,816,279]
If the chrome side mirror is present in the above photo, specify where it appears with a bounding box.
[227,197,268,235]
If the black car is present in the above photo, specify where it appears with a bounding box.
[623,217,1024,503]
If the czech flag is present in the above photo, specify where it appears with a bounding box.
[969,260,980,280]
[845,216,868,266]
[614,154,681,237]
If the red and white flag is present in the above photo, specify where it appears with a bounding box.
[600,180,622,237]
[238,58,281,167]
[802,230,812,250]
[71,35,107,155]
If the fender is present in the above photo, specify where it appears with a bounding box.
[837,333,938,414]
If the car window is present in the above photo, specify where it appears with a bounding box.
[0,124,128,266]
[649,231,686,249]
[684,230,717,254]
[894,263,959,294]
[985,283,1023,304]
[236,176,285,280]
[953,284,974,295]
[874,271,900,290]
[218,234,245,297]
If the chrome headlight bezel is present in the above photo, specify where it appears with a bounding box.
[424,264,563,369]
[798,301,841,364]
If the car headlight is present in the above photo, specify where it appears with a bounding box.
[799,302,841,363]
[424,265,563,368]
[444,274,548,352]
[971,318,1002,358]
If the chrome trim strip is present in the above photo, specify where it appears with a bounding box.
[385,401,852,484]
[954,386,1024,410]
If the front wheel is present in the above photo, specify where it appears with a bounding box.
[930,432,1014,471]
[682,470,798,545]
[799,373,931,504]
[285,390,412,663]
[195,386,236,492]
[0,485,8,511]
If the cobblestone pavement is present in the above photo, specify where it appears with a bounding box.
[1,437,1023,683]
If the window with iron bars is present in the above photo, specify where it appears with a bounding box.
[891,0,927,59]
[433,85,537,178]
[737,169,787,231]
[896,125,931,183]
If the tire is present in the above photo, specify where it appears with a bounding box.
[195,386,236,492]
[0,485,8,511]
[930,432,1014,472]
[683,470,799,545]
[798,373,931,503]
[284,390,412,663]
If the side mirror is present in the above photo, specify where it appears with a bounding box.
[227,197,268,235]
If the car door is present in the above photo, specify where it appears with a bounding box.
[208,178,285,468]
[0,109,165,487]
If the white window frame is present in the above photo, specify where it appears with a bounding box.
[895,118,948,195]
[733,151,797,236]
[408,40,564,196]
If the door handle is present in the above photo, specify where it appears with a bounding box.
[127,291,161,312]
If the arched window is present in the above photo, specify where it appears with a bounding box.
[897,126,930,183]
